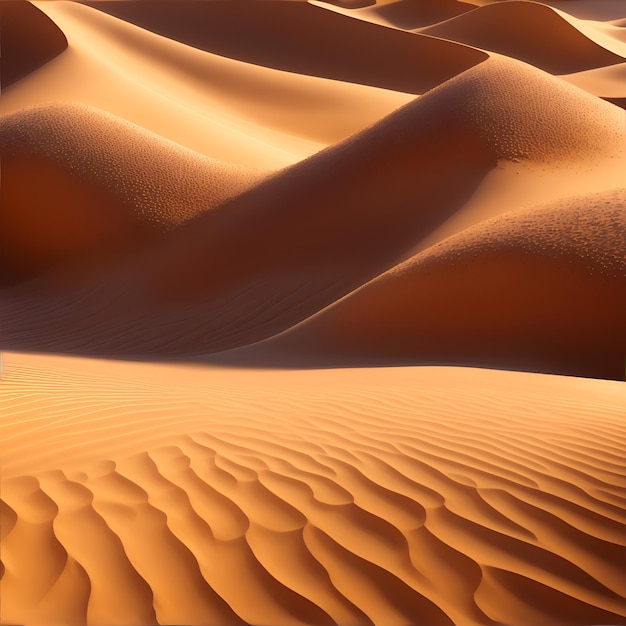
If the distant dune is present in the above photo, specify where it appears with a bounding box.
[328,0,475,30]
[562,61,626,99]
[0,0,68,88]
[1,1,417,168]
[422,1,624,73]
[85,0,486,94]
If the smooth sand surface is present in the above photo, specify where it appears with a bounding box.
[1,0,626,624]
[84,0,486,93]
[562,62,626,98]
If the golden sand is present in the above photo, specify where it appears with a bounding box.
[1,1,625,624]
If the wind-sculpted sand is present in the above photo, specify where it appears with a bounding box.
[1,0,625,624]
[1,354,626,626]
[421,1,624,73]
[260,188,626,379]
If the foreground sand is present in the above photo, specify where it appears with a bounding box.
[1,0,626,624]
[2,352,626,626]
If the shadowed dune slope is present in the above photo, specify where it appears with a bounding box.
[1,355,626,625]
[0,0,68,88]
[264,189,626,380]
[85,0,486,94]
[0,103,262,285]
[1,56,624,359]
[604,97,626,109]
[422,1,624,73]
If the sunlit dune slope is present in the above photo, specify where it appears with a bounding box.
[1,354,625,626]
[259,189,626,380]
[0,0,68,88]
[0,103,262,286]
[422,1,624,73]
[1,1,419,168]
[562,61,626,100]
[2,56,624,358]
[85,0,486,94]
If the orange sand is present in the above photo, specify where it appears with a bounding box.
[1,0,625,624]
[1,353,625,626]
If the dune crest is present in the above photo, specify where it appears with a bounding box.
[312,0,476,30]
[422,1,624,73]
[0,0,68,88]
[85,0,486,94]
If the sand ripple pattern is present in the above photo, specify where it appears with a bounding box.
[1,357,625,626]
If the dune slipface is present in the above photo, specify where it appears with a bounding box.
[0,0,68,88]
[344,0,475,30]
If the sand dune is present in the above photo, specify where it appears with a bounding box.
[2,1,626,624]
[1,353,625,626]
[85,0,486,94]
[0,0,68,88]
[2,56,624,358]
[0,1,417,168]
[422,1,624,73]
[562,61,626,98]
[313,0,475,30]
[256,188,626,379]
[537,0,626,21]
[0,103,262,285]
[2,55,624,360]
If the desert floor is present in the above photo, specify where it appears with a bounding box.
[1,0,625,625]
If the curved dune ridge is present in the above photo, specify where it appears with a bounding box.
[0,0,68,88]
[422,1,624,73]
[1,354,626,626]
[0,103,262,284]
[317,0,476,30]
[85,0,487,94]
[260,188,626,379]
[2,0,417,168]
[1,55,624,364]
[562,62,626,99]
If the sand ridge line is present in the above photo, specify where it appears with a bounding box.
[419,1,624,73]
